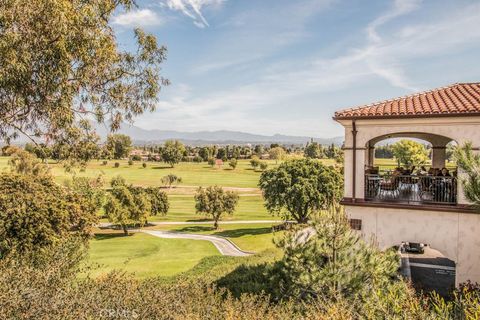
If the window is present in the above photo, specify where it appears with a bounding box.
[349,219,362,231]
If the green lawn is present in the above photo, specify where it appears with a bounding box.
[87,232,221,278]
[373,158,457,171]
[150,223,283,253]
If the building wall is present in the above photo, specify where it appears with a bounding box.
[345,205,480,284]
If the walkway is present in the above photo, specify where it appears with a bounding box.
[141,230,253,257]
[99,220,284,228]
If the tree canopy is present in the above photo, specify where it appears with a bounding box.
[259,159,343,223]
[0,0,168,155]
[194,186,239,229]
[161,140,185,167]
[105,134,132,159]
[454,142,480,211]
[391,139,429,167]
[0,173,97,256]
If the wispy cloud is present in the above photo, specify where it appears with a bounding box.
[113,9,163,27]
[163,0,225,28]
[137,0,480,136]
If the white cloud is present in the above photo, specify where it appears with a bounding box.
[113,9,163,27]
[138,1,480,136]
[163,0,224,28]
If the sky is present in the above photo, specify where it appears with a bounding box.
[112,0,480,138]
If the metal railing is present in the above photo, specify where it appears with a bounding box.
[365,174,457,205]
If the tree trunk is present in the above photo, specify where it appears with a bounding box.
[122,224,129,236]
[213,219,219,230]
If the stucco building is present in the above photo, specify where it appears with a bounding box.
[334,83,480,285]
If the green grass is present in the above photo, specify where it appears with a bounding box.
[87,232,221,278]
[151,223,283,253]
[373,158,457,171]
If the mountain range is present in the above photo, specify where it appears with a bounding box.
[94,124,344,146]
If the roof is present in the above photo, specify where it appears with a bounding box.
[334,83,480,120]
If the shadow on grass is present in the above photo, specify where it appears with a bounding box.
[213,227,273,238]
[215,263,274,298]
[175,226,215,233]
[151,166,173,170]
[94,233,132,240]
[185,218,213,222]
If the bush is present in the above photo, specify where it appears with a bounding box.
[193,156,203,163]
[0,173,97,256]
[128,160,133,166]
[114,162,120,168]
[102,160,108,165]
[207,157,215,167]
[131,155,141,161]
[229,158,238,170]
[142,162,147,168]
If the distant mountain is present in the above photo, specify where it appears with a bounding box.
[94,123,344,146]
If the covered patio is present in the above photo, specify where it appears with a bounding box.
[364,132,457,205]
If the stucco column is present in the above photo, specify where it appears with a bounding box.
[431,146,446,168]
[368,146,375,167]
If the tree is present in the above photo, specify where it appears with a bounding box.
[198,147,212,161]
[454,142,480,211]
[0,173,97,256]
[106,134,132,159]
[269,147,286,164]
[391,139,429,167]
[161,174,182,188]
[270,205,399,301]
[162,140,185,168]
[64,175,105,215]
[259,159,343,223]
[304,141,323,159]
[0,0,168,155]
[229,158,238,170]
[194,186,239,229]
[250,156,261,170]
[145,187,169,217]
[104,178,151,235]
[208,157,216,167]
[259,161,268,171]
[4,146,50,177]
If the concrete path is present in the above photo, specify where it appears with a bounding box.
[99,220,284,228]
[141,230,253,257]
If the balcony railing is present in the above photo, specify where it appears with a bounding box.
[365,174,457,205]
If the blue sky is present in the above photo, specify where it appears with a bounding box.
[112,0,480,138]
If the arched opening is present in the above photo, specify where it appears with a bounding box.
[364,132,458,205]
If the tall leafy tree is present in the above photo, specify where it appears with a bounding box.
[391,139,429,167]
[105,134,132,159]
[259,159,342,223]
[194,186,239,229]
[269,147,286,164]
[162,140,185,167]
[304,141,324,159]
[0,0,168,156]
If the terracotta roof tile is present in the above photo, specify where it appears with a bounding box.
[334,83,480,119]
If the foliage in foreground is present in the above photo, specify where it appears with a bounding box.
[454,142,480,211]
[1,239,479,319]
[259,159,343,223]
[0,172,97,257]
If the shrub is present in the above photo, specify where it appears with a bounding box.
[250,156,261,170]
[131,155,142,161]
[102,160,108,165]
[128,160,133,166]
[114,162,120,168]
[229,158,238,170]
[142,162,147,168]
[207,157,215,167]
[161,174,182,188]
[193,156,203,163]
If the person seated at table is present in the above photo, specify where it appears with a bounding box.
[440,167,451,177]
[417,166,428,176]
[428,167,434,175]
[433,168,442,176]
